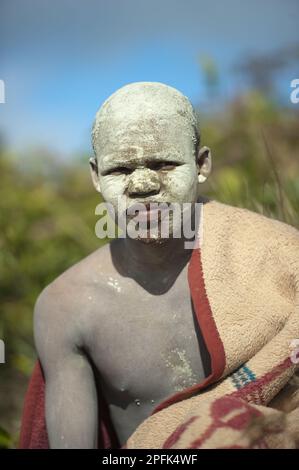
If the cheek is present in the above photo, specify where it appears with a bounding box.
[163,165,198,202]
[100,176,127,206]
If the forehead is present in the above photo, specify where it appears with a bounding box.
[97,116,195,167]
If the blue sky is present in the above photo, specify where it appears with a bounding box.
[0,0,298,156]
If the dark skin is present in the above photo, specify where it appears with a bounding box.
[34,222,210,448]
[34,115,212,448]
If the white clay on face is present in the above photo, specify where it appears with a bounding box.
[92,82,201,212]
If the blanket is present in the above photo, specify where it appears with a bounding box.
[126,200,299,448]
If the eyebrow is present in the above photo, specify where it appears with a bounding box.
[100,159,135,174]
[99,147,187,176]
[100,159,184,176]
[101,151,183,167]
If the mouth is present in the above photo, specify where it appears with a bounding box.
[126,202,171,223]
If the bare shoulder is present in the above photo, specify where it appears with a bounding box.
[33,242,115,349]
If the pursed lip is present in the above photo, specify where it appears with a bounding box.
[126,202,170,221]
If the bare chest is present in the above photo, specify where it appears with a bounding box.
[82,269,209,443]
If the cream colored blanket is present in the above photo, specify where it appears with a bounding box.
[126,200,299,449]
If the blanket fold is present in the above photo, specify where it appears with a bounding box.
[126,200,299,448]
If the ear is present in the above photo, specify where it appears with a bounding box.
[196,146,212,183]
[89,157,101,193]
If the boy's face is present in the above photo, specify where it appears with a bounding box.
[95,117,199,214]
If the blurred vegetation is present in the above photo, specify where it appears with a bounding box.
[0,91,298,447]
[202,92,299,227]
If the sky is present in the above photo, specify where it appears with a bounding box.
[0,0,298,157]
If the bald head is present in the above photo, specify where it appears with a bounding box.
[92,82,200,158]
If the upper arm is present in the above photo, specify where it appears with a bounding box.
[33,285,98,449]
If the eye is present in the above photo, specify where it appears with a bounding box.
[148,161,181,171]
[104,167,133,176]
[159,163,178,171]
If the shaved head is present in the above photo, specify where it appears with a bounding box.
[92,82,200,159]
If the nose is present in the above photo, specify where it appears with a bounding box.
[127,168,161,198]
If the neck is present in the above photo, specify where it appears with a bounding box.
[111,200,202,293]
[124,235,191,273]
[115,236,192,295]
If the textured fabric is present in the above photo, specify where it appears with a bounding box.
[126,200,299,448]
[160,395,299,449]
